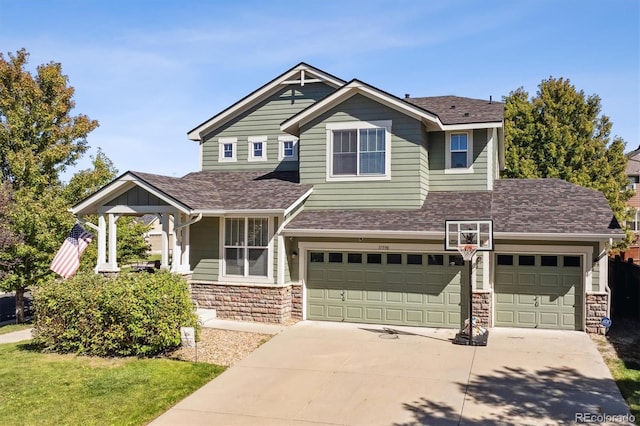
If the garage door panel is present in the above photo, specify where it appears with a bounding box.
[406,310,424,323]
[539,274,559,287]
[366,290,383,302]
[406,292,424,304]
[327,270,344,282]
[517,273,537,286]
[385,308,403,322]
[495,253,582,330]
[326,305,344,320]
[427,293,444,304]
[385,291,403,303]
[365,307,383,321]
[345,289,363,302]
[307,251,461,327]
[345,306,364,321]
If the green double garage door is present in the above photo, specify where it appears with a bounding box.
[306,251,466,328]
[494,254,583,330]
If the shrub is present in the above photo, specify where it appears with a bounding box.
[33,271,199,356]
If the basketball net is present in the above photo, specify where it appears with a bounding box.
[457,244,477,261]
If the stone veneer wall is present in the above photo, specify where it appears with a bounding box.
[472,291,491,328]
[585,293,608,335]
[291,284,303,320]
[191,282,295,324]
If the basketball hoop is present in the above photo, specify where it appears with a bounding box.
[457,244,477,262]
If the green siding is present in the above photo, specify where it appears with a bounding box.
[428,129,489,191]
[201,83,334,171]
[105,186,168,206]
[419,130,429,202]
[190,217,219,281]
[299,94,424,209]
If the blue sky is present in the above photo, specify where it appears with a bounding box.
[0,0,638,181]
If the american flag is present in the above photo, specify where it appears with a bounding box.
[50,224,93,279]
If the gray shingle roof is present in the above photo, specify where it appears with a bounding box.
[286,179,620,236]
[131,170,311,211]
[405,95,503,125]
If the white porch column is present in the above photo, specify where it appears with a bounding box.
[171,213,181,272]
[95,214,107,272]
[160,213,170,269]
[107,213,119,271]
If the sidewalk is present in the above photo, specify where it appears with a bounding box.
[0,328,33,344]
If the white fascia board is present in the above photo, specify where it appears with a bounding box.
[188,65,345,141]
[440,122,503,131]
[282,228,444,239]
[284,188,313,216]
[494,232,625,241]
[281,82,442,136]
[194,209,285,216]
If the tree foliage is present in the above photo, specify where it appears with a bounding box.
[0,48,98,191]
[503,77,632,236]
[0,182,22,279]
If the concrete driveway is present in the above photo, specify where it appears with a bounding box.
[152,321,632,425]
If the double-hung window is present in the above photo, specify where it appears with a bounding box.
[445,131,473,172]
[278,136,299,161]
[218,137,237,162]
[248,136,267,162]
[224,217,269,277]
[326,120,391,180]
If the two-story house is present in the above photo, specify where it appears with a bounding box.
[624,146,640,263]
[72,63,622,334]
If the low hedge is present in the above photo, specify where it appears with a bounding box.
[33,271,199,356]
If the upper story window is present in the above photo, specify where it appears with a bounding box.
[278,136,299,161]
[627,175,639,191]
[326,120,391,181]
[445,131,473,173]
[218,137,237,162]
[248,136,267,162]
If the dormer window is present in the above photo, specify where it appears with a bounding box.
[326,120,391,181]
[248,136,267,162]
[218,137,237,162]
[445,131,473,173]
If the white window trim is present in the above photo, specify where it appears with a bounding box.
[325,120,392,182]
[218,137,237,163]
[248,136,268,162]
[278,135,299,161]
[444,130,473,174]
[219,216,274,284]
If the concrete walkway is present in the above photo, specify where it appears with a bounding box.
[0,328,33,344]
[151,321,633,425]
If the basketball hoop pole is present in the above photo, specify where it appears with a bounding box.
[466,257,473,346]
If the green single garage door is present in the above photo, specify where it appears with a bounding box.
[494,254,583,330]
[306,251,465,328]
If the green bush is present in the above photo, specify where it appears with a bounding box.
[33,271,199,356]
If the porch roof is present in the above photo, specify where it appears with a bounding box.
[71,170,313,215]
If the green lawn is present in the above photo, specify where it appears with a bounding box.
[0,322,32,335]
[0,341,224,425]
[606,357,640,421]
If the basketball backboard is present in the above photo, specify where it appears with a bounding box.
[445,220,493,251]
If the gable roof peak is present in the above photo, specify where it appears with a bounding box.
[187,63,346,142]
